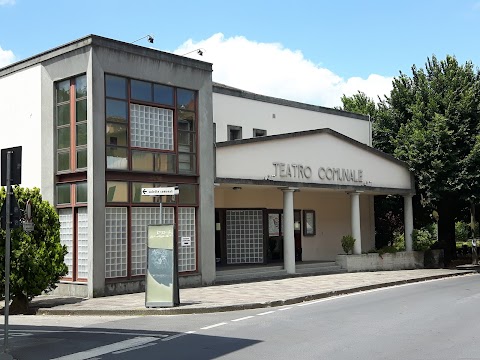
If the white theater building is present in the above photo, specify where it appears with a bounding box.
[0,35,415,298]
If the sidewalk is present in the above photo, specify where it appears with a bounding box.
[27,269,476,316]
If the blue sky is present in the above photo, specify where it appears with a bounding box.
[1,0,480,106]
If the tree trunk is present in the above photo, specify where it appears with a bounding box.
[438,199,457,266]
[10,293,29,315]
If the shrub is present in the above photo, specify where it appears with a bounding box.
[392,231,405,251]
[378,246,398,256]
[455,221,469,242]
[412,228,436,251]
[341,235,356,254]
[0,187,68,313]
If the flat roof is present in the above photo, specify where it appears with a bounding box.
[213,82,370,122]
[0,34,213,78]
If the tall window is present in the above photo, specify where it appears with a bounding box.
[56,74,88,172]
[105,75,197,174]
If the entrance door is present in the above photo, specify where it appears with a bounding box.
[266,210,302,262]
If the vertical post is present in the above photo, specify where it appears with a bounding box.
[3,151,12,357]
[282,188,296,274]
[351,192,362,255]
[159,201,163,225]
[404,194,414,251]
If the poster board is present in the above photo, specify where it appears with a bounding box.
[145,224,179,307]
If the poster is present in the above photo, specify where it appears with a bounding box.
[145,224,178,307]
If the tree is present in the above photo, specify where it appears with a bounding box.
[0,187,67,313]
[385,55,480,263]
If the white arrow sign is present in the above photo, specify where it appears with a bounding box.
[142,187,179,196]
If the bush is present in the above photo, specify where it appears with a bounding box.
[378,246,398,256]
[455,221,469,242]
[392,231,405,251]
[341,235,356,254]
[0,187,68,313]
[412,227,436,251]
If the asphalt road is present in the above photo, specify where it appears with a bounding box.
[1,274,479,360]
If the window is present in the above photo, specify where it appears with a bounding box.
[104,76,197,174]
[303,210,316,236]
[55,74,88,172]
[253,128,267,137]
[228,125,242,141]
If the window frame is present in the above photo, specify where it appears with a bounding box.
[227,125,242,141]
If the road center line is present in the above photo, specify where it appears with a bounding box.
[231,316,254,322]
[201,322,227,330]
[50,336,158,360]
[257,311,275,316]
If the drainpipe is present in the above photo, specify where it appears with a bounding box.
[368,114,372,147]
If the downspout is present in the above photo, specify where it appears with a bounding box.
[368,114,372,147]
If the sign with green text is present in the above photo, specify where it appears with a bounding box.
[145,224,178,307]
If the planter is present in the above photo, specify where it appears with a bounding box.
[336,251,424,272]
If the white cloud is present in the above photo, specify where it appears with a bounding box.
[0,46,15,67]
[0,0,15,5]
[175,33,393,108]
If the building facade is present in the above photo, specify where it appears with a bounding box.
[0,35,415,298]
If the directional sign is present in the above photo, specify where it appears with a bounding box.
[142,187,179,196]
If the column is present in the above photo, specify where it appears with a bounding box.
[282,188,296,274]
[404,194,414,251]
[351,192,362,255]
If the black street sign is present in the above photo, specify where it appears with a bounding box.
[1,146,22,186]
[0,194,21,230]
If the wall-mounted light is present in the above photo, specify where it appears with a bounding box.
[131,34,154,44]
[182,48,205,56]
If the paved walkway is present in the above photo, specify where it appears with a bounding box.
[28,269,475,316]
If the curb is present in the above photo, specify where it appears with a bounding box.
[36,271,474,316]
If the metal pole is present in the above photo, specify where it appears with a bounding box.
[159,201,163,225]
[1,151,13,359]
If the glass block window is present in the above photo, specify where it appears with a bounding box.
[130,104,173,150]
[226,210,264,264]
[131,207,174,276]
[77,207,89,279]
[178,207,196,272]
[59,209,73,278]
[105,207,128,278]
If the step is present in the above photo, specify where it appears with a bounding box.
[216,265,284,276]
[296,262,338,270]
[295,265,346,275]
[215,269,288,283]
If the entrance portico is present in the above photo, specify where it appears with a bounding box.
[214,128,415,275]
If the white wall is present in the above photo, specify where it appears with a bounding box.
[215,187,375,261]
[216,131,412,191]
[213,92,370,144]
[0,65,42,188]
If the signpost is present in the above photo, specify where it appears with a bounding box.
[0,146,22,360]
[142,187,180,308]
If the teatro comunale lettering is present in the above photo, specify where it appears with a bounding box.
[272,162,364,183]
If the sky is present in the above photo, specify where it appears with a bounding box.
[1,0,480,107]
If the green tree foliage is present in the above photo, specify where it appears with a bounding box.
[0,187,67,313]
[390,55,480,263]
[339,55,480,263]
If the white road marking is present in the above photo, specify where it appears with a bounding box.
[201,322,227,330]
[0,329,169,338]
[50,336,158,360]
[257,311,275,316]
[297,299,330,307]
[161,330,196,342]
[231,316,254,322]
[186,331,196,334]
[112,342,157,354]
[278,307,292,311]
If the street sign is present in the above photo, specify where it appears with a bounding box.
[22,221,34,233]
[1,146,22,186]
[142,186,179,196]
[0,194,21,230]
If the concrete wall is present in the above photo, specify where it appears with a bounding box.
[213,92,370,144]
[215,186,375,261]
[0,65,42,188]
[92,44,215,287]
[216,131,412,192]
[336,251,424,271]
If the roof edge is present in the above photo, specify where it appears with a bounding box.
[0,34,212,78]
[212,82,369,121]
